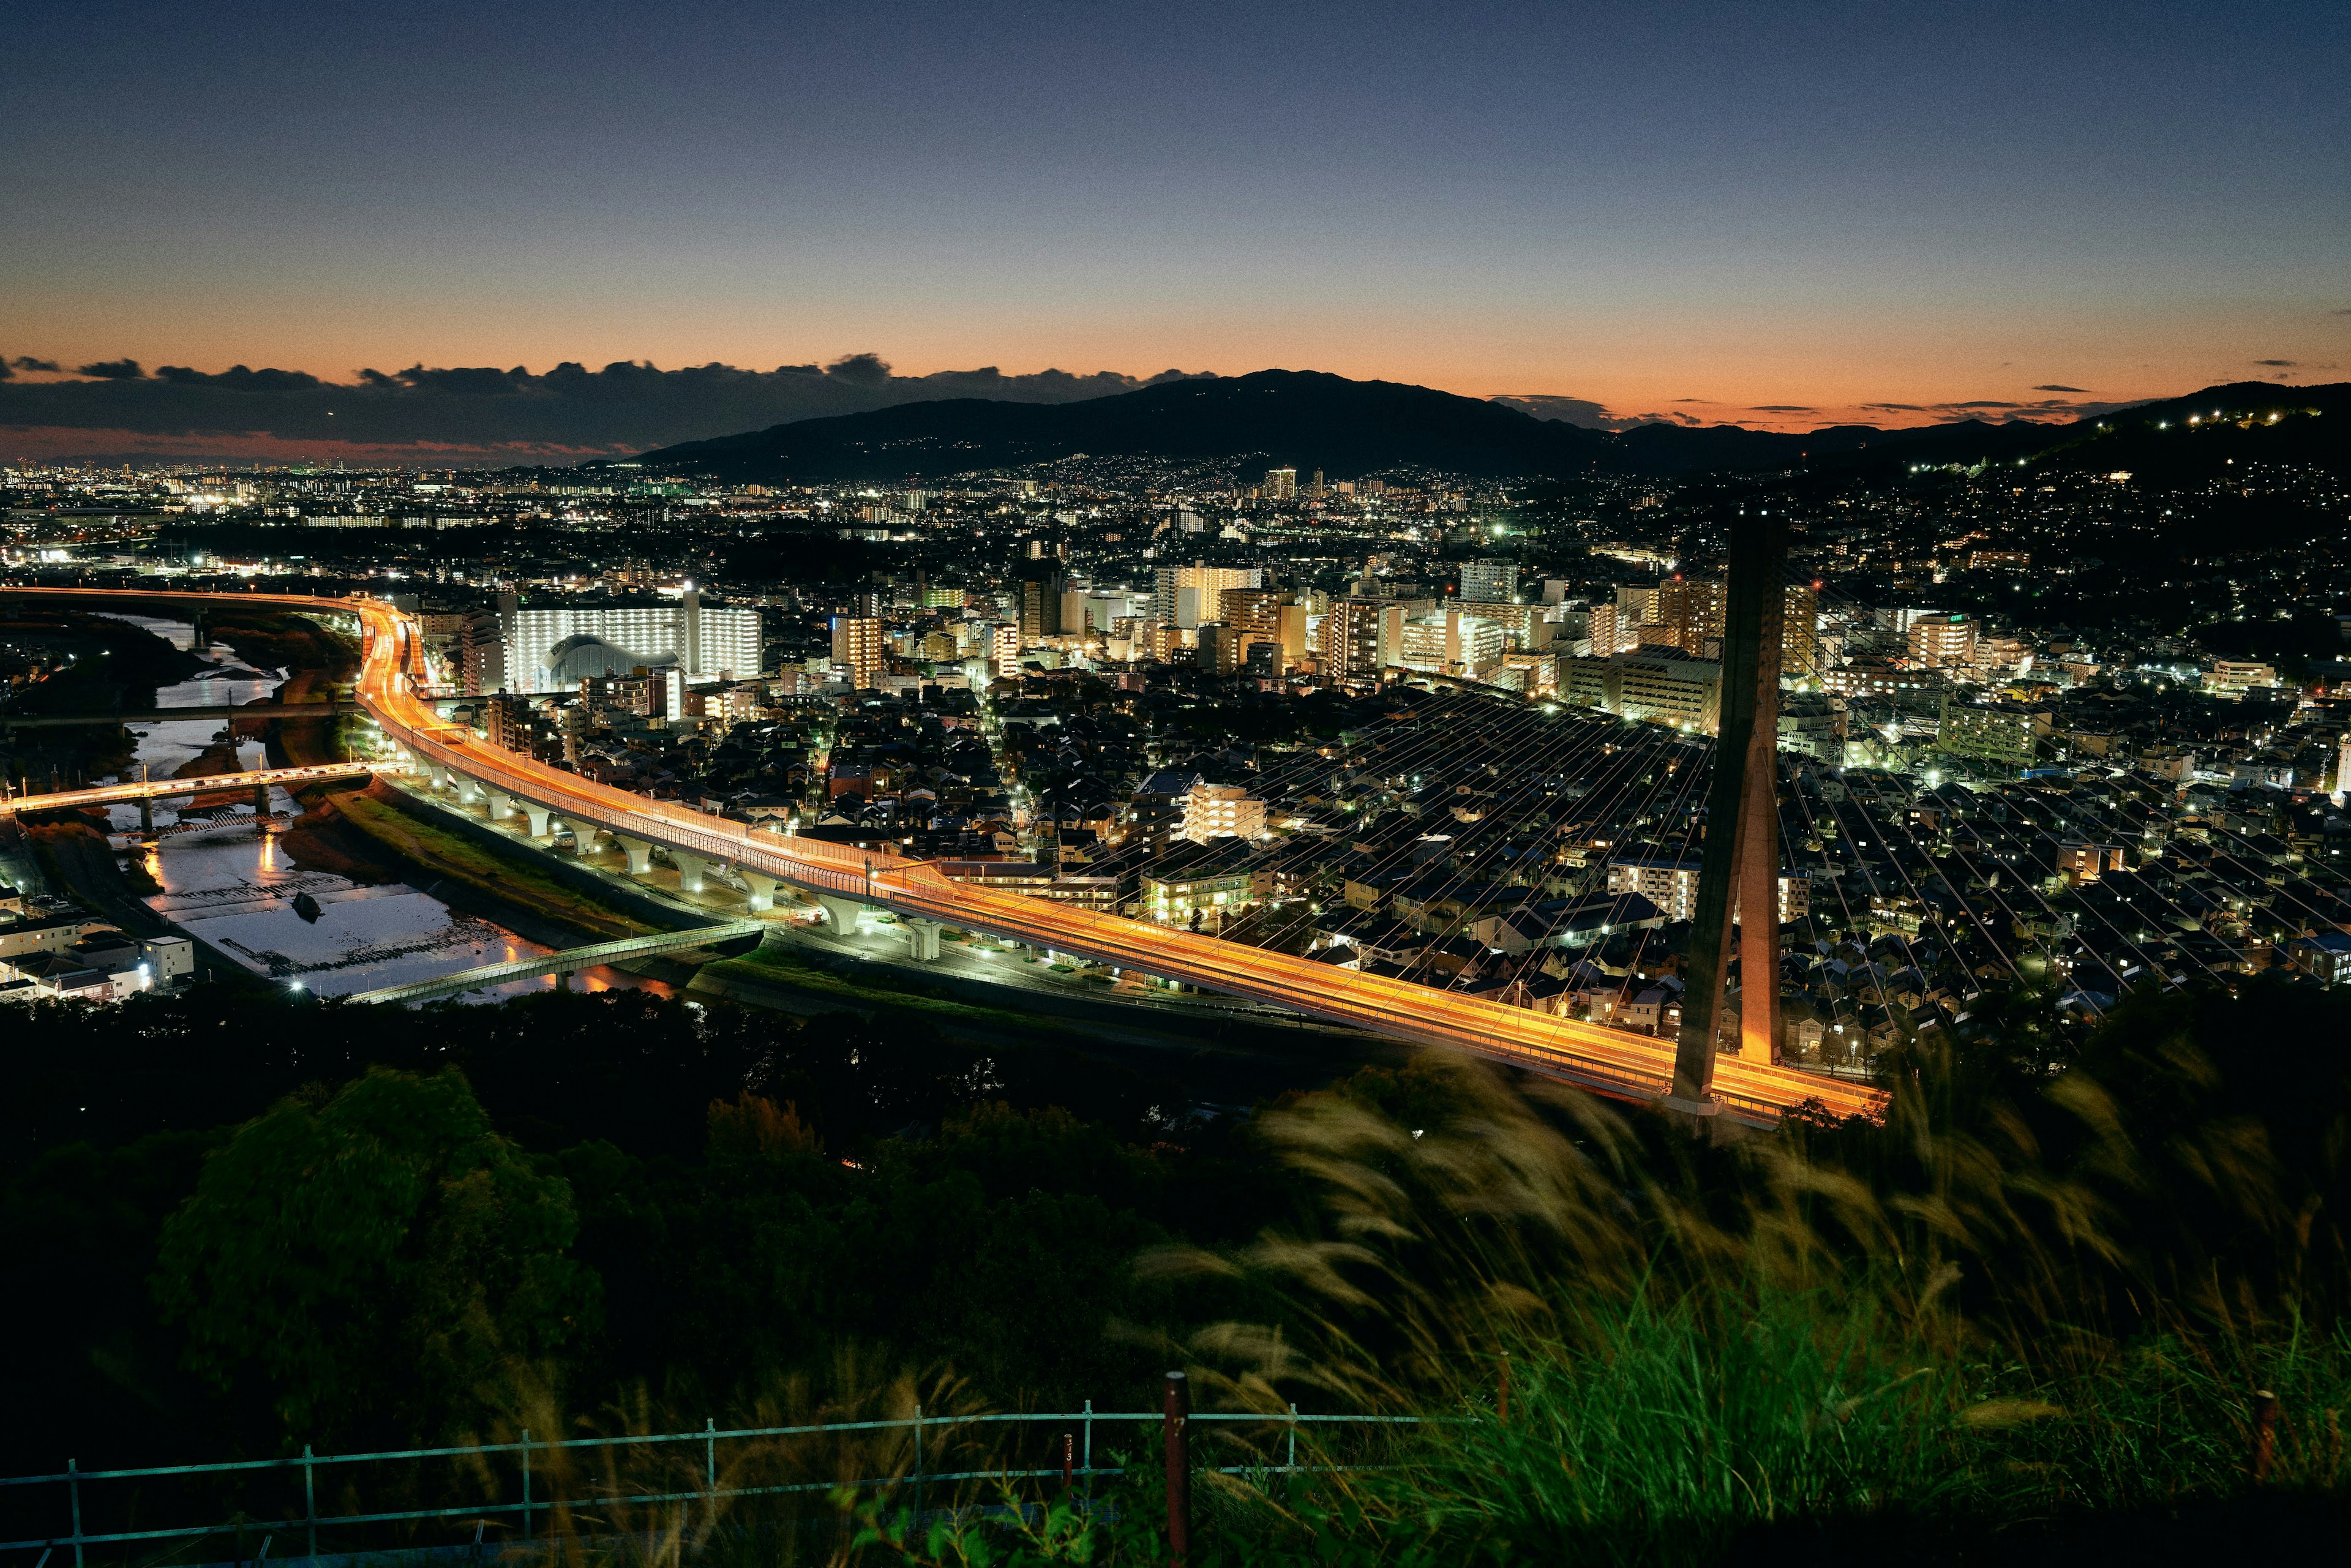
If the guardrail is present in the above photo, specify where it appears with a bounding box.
[0,1398,1438,1563]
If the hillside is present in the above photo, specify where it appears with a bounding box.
[628,370,2351,484]
[634,369,1618,483]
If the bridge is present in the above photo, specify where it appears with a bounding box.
[1,761,383,825]
[7,585,1885,1128]
[0,699,363,729]
[346,919,767,1005]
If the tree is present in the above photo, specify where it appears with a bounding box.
[153,1067,597,1442]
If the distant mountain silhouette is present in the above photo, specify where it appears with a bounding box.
[629,369,2349,484]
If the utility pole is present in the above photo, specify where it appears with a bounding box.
[1667,509,1787,1122]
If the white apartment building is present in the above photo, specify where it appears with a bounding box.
[1458,558,1519,604]
[1605,860,1812,923]
[503,588,761,689]
[1180,783,1268,844]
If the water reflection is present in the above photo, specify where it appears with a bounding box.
[95,613,664,1004]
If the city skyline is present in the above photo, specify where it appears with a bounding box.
[4,1,2347,462]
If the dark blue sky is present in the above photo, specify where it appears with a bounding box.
[4,0,2345,453]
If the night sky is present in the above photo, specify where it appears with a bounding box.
[4,0,2346,459]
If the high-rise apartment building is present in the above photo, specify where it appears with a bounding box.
[1657,577,1729,657]
[1602,650,1723,732]
[1458,558,1519,604]
[1016,561,1065,640]
[1319,596,1404,679]
[1153,563,1262,629]
[1264,468,1298,501]
[991,623,1022,681]
[502,587,761,688]
[1907,613,1979,670]
[1399,609,1505,677]
[829,615,888,689]
[1217,586,1309,665]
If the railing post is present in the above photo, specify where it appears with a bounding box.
[912,1403,924,1524]
[1286,1403,1297,1474]
[520,1429,531,1545]
[1164,1373,1191,1567]
[67,1458,83,1568]
[302,1444,317,1560]
[2251,1389,2279,1485]
[1082,1399,1093,1493]
[703,1417,717,1532]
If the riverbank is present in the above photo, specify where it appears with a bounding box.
[284,779,659,945]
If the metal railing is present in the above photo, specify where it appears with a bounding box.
[1,1401,1436,1564]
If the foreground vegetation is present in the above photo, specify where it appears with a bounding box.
[6,973,2350,1562]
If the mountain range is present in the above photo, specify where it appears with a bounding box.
[629,370,2349,485]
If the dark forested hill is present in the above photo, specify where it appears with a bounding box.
[627,369,2351,485]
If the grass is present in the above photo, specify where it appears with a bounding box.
[328,789,656,940]
[698,943,1084,1039]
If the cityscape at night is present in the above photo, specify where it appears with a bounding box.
[4,2,2349,1562]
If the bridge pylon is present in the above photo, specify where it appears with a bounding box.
[1668,509,1787,1123]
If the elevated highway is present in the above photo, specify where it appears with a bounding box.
[7,585,1886,1127]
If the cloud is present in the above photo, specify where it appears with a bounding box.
[1862,402,1925,412]
[1671,397,1709,404]
[1485,393,1654,432]
[156,364,326,392]
[2033,384,2091,392]
[0,356,1217,464]
[2252,358,2297,367]
[1945,400,2023,410]
[10,356,62,373]
[1749,404,1817,413]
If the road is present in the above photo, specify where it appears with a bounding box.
[348,918,766,1005]
[11,585,1886,1127]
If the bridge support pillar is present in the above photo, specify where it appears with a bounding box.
[139,797,153,834]
[816,895,870,934]
[671,850,710,894]
[522,803,553,837]
[485,789,515,822]
[617,836,654,874]
[428,762,450,790]
[740,870,780,911]
[252,780,271,817]
[905,917,942,961]
[454,774,482,806]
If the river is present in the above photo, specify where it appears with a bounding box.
[92,613,658,1003]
